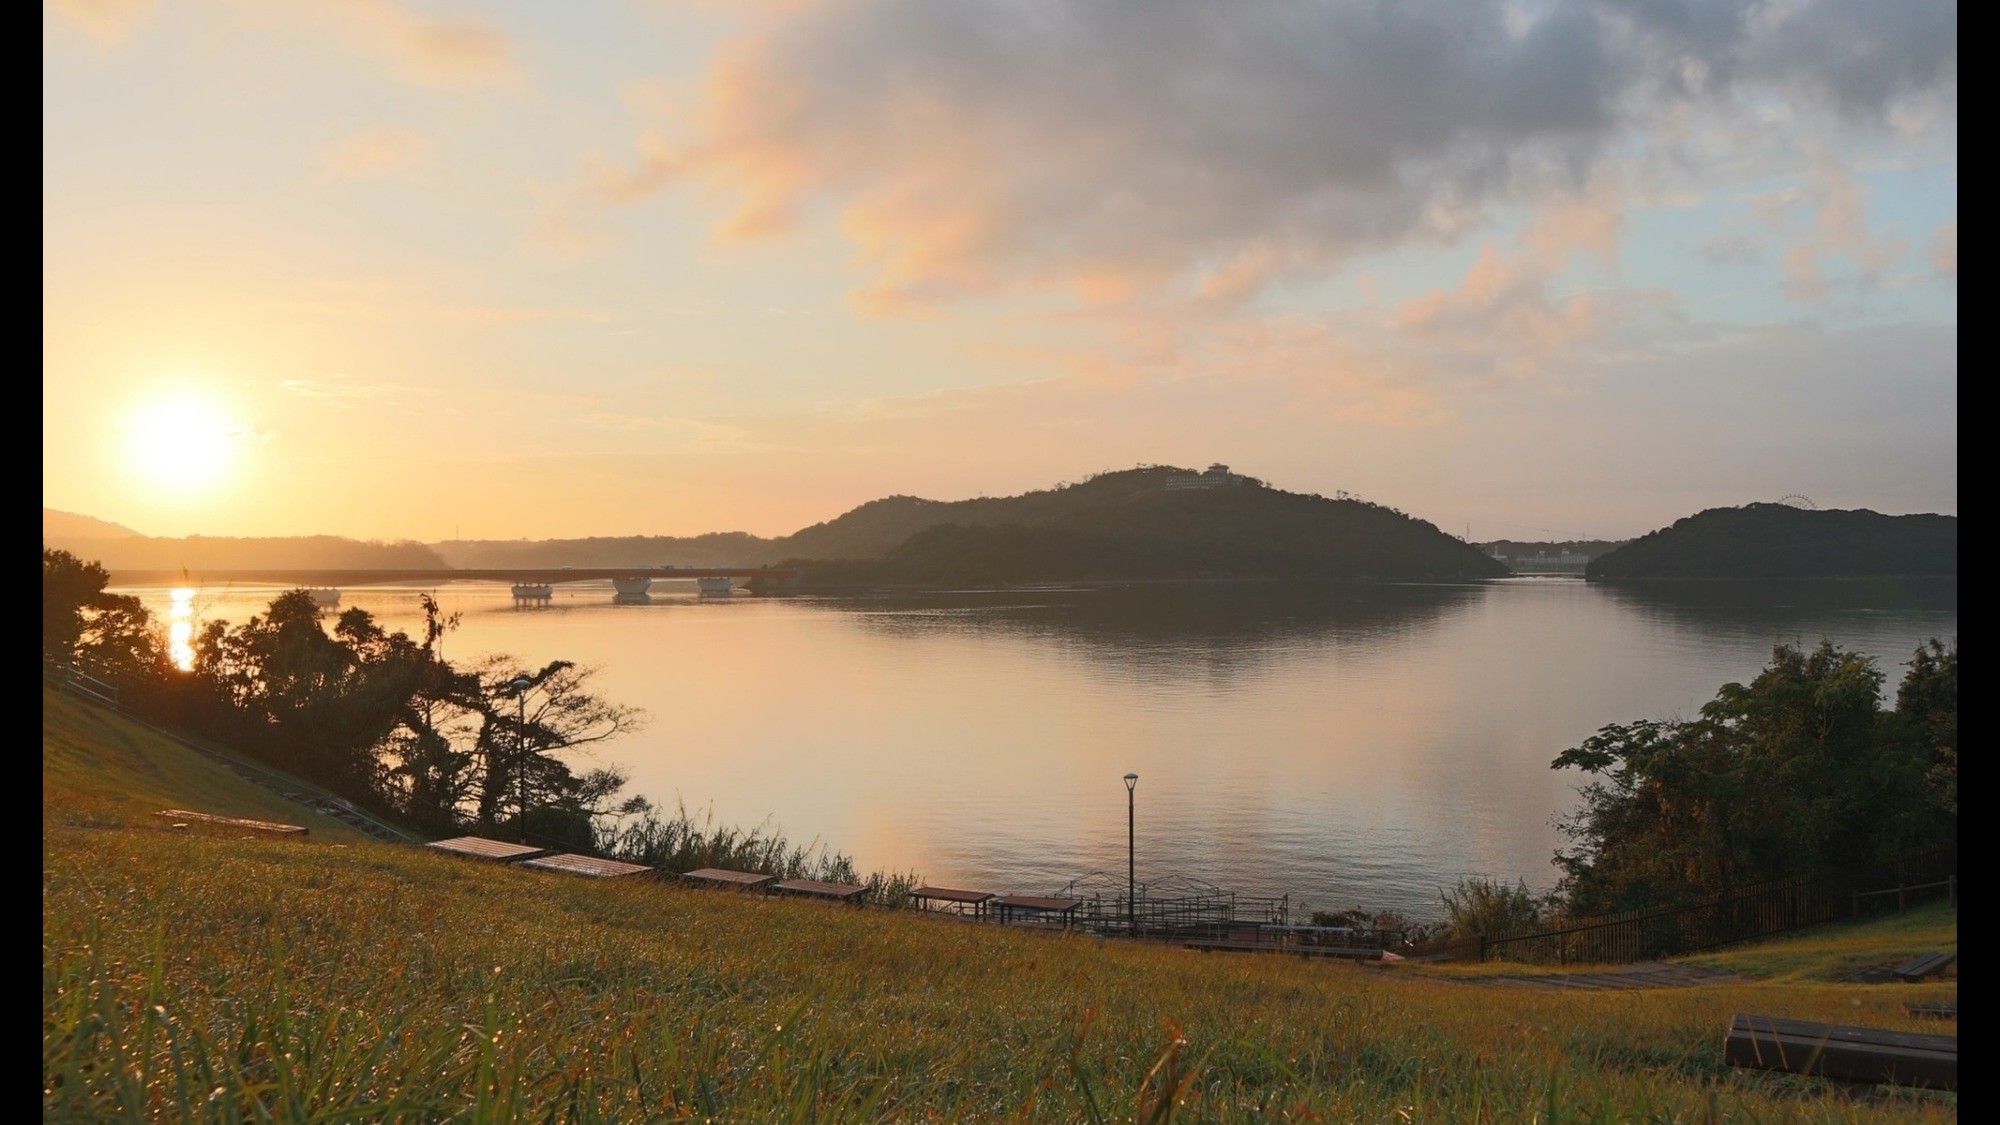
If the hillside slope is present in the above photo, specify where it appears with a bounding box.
[1589,504,1957,580]
[43,508,142,540]
[42,687,373,842]
[781,467,1507,583]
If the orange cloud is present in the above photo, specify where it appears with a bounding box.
[49,0,152,47]
[322,129,426,178]
[312,0,517,88]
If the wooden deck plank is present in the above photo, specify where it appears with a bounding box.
[772,878,869,903]
[1725,1014,1955,1089]
[1892,952,1955,982]
[681,867,777,890]
[911,886,997,905]
[991,896,1081,912]
[156,809,307,837]
[519,853,654,878]
[425,836,548,862]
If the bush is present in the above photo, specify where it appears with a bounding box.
[1438,877,1544,940]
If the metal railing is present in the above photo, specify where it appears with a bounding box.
[1479,852,1955,965]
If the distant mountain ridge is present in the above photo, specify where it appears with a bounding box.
[42,511,448,573]
[1586,504,1957,580]
[44,509,142,541]
[46,466,1507,583]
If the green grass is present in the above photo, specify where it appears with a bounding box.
[42,688,372,843]
[45,690,1956,1121]
[1679,904,1958,984]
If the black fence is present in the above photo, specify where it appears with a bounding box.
[44,659,121,709]
[1480,852,1956,965]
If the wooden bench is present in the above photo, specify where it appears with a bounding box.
[990,895,1081,927]
[156,809,307,838]
[1892,952,1955,982]
[518,853,654,878]
[680,867,777,892]
[911,886,997,917]
[424,836,548,862]
[771,878,870,905]
[1724,1014,1955,1089]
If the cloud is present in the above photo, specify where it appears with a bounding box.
[311,0,518,89]
[48,0,152,47]
[583,0,1952,311]
[258,278,608,325]
[1698,233,1764,265]
[1769,151,1906,305]
[1929,221,1955,277]
[322,129,427,178]
[1783,243,1829,304]
[279,376,427,407]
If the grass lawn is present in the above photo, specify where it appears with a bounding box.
[44,689,1955,1120]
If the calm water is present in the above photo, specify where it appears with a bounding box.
[122,577,1956,919]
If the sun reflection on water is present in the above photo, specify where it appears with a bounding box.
[168,588,195,671]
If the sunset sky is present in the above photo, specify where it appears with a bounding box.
[44,0,1955,543]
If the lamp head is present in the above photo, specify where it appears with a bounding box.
[509,675,533,693]
[1123,772,1138,791]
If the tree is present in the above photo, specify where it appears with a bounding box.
[377,595,488,834]
[1550,640,1945,915]
[1895,638,1957,817]
[469,658,647,835]
[192,590,428,794]
[43,547,163,676]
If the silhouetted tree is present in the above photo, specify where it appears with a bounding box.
[469,658,647,836]
[42,547,163,676]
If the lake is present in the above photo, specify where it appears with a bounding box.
[122,576,1956,919]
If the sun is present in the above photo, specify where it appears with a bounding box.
[127,395,240,495]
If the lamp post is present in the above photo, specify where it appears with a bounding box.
[510,675,533,844]
[1124,772,1138,938]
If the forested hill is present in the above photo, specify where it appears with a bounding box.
[1586,504,1957,580]
[775,467,1507,583]
[43,530,448,573]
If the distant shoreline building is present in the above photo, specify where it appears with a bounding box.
[1165,463,1251,490]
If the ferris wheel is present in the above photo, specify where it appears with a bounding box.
[1777,493,1817,510]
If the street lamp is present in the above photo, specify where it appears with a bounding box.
[1124,772,1138,938]
[509,675,533,843]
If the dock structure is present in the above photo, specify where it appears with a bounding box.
[519,853,655,879]
[680,867,778,892]
[425,836,549,863]
[911,886,998,918]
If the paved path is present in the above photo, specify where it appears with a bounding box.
[1456,962,1748,990]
